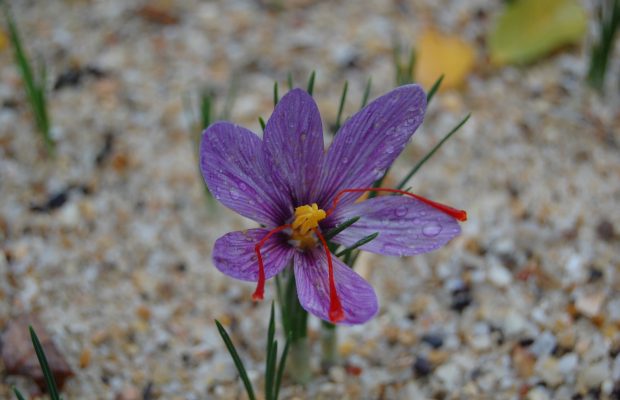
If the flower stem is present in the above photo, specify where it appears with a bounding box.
[320,321,338,369]
[276,268,311,384]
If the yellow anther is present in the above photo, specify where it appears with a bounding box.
[292,203,326,236]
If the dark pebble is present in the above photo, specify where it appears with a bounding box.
[413,356,432,377]
[450,285,473,312]
[95,132,115,167]
[421,333,444,349]
[53,65,106,91]
[596,219,615,242]
[30,191,68,212]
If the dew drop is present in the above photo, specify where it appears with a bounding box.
[422,222,442,237]
[385,145,394,154]
[342,157,349,164]
[238,182,248,191]
[394,206,408,217]
[229,189,240,200]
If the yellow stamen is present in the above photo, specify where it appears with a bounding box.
[290,203,327,249]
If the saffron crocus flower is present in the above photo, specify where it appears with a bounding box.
[200,85,466,325]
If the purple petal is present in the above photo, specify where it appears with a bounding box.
[294,248,378,325]
[317,85,426,209]
[200,122,291,226]
[263,89,324,205]
[329,195,461,256]
[213,228,294,282]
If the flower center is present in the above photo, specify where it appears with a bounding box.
[289,203,326,249]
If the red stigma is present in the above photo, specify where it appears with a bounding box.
[313,228,345,323]
[252,224,291,301]
[327,187,467,222]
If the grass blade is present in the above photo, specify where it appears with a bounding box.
[426,74,444,105]
[287,72,293,91]
[273,338,290,400]
[306,71,316,96]
[200,91,212,129]
[12,387,26,400]
[3,3,53,155]
[324,216,360,241]
[587,0,620,91]
[214,320,256,400]
[336,232,379,257]
[29,326,61,400]
[258,116,266,131]
[273,81,279,107]
[265,303,276,400]
[396,113,471,190]
[333,80,348,134]
[360,77,372,109]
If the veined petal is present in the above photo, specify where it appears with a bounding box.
[213,228,294,282]
[318,85,426,208]
[329,195,461,256]
[294,248,378,325]
[200,122,291,226]
[263,89,324,206]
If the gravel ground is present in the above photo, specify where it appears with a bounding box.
[1,1,619,399]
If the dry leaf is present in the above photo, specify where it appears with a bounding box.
[1,315,74,391]
[415,29,476,91]
[488,0,587,65]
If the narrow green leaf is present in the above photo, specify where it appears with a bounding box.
[200,91,212,129]
[265,341,278,400]
[333,80,348,134]
[396,113,471,190]
[258,116,266,131]
[406,49,416,83]
[275,275,289,334]
[3,3,53,155]
[587,0,620,91]
[273,81,279,107]
[287,72,293,91]
[265,303,276,400]
[324,216,360,241]
[273,338,290,400]
[360,77,372,109]
[336,232,379,257]
[29,326,61,400]
[306,71,316,96]
[214,320,257,400]
[426,74,445,105]
[12,387,26,400]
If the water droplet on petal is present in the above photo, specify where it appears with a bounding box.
[394,206,408,217]
[229,189,240,200]
[239,182,248,191]
[422,222,442,237]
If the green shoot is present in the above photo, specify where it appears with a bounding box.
[3,2,53,155]
[333,80,348,134]
[273,81,279,107]
[324,216,360,241]
[397,113,471,190]
[587,0,620,92]
[426,74,445,105]
[360,77,372,109]
[215,320,257,400]
[306,71,316,96]
[336,232,379,257]
[30,326,63,400]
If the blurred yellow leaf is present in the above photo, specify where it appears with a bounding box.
[488,0,587,65]
[0,29,8,52]
[416,29,476,91]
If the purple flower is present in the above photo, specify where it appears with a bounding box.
[200,85,466,325]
